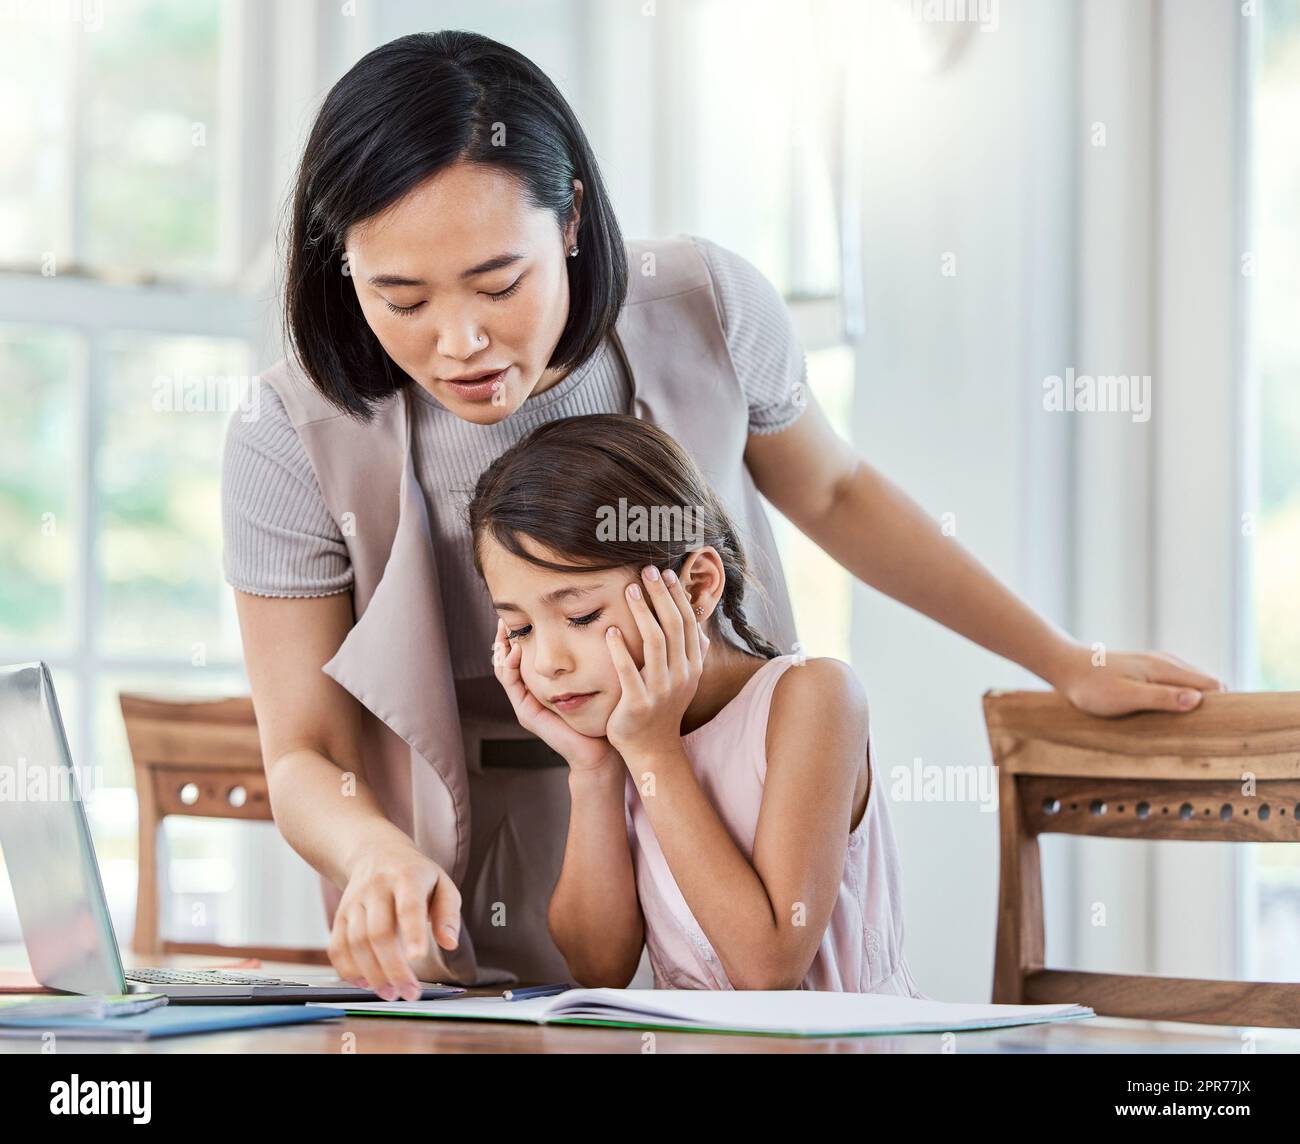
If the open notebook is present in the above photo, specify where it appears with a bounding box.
[308,989,1094,1038]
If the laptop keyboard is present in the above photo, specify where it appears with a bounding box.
[125,967,312,986]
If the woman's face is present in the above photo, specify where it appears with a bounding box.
[481,533,645,738]
[344,159,582,426]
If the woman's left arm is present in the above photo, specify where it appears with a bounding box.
[744,391,1225,716]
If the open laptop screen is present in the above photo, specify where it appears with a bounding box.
[0,662,127,995]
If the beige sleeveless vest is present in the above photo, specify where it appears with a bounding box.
[259,235,799,984]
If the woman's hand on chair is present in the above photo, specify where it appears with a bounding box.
[1048,641,1226,717]
[329,841,461,1001]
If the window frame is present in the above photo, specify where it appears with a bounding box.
[1145,0,1250,983]
[0,0,281,780]
[0,0,377,950]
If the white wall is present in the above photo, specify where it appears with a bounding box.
[848,0,1077,1001]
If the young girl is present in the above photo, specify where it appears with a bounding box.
[467,413,927,996]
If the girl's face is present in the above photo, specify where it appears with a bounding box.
[481,534,658,739]
[344,159,582,426]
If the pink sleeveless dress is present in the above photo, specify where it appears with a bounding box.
[623,653,928,995]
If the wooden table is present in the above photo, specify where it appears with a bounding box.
[2,946,1297,1053]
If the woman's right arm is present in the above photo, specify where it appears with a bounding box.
[233,588,462,1000]
[545,758,644,987]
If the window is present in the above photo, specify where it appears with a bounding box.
[0,0,229,282]
[0,0,285,946]
[765,346,856,663]
[1247,0,1300,982]
[674,0,863,661]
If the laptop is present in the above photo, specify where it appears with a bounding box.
[0,662,467,1004]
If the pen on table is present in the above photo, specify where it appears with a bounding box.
[503,983,573,1001]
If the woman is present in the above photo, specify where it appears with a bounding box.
[222,30,1221,1001]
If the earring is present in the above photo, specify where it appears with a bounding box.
[693,607,704,616]
[568,245,579,257]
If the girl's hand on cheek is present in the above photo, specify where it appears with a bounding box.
[490,619,620,774]
[604,566,707,758]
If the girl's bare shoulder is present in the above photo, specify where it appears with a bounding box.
[767,657,869,741]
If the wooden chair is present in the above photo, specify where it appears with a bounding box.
[983,687,1300,1027]
[119,692,330,966]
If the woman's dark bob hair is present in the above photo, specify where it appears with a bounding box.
[283,30,628,421]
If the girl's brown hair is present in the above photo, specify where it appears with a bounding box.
[466,414,783,660]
